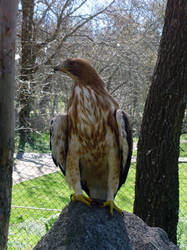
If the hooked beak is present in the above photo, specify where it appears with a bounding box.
[54,64,65,72]
[53,59,77,81]
[54,61,68,73]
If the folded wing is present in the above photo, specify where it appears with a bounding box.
[116,109,133,191]
[50,114,68,175]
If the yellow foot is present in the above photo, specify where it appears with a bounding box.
[102,200,123,215]
[71,194,92,207]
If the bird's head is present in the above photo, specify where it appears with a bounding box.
[54,58,104,87]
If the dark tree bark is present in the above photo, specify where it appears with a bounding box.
[133,0,187,244]
[0,1,18,249]
[18,0,35,152]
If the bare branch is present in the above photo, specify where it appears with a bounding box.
[110,81,128,95]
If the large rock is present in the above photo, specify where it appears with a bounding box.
[34,201,179,250]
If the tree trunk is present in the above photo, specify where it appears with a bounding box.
[18,0,35,152]
[0,1,18,249]
[133,0,187,244]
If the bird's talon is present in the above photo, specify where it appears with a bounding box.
[71,194,92,207]
[102,200,123,215]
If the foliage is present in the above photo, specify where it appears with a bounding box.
[180,142,187,158]
[180,134,187,158]
[15,132,50,153]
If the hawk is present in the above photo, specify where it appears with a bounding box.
[50,58,132,214]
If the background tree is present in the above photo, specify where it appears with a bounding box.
[15,0,166,145]
[0,0,18,249]
[18,0,35,151]
[16,0,115,152]
[133,0,187,244]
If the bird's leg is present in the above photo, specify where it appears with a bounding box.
[102,150,123,215]
[66,152,92,207]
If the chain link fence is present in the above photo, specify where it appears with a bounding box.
[8,136,187,249]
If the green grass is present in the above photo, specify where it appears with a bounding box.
[178,163,187,248]
[11,172,69,222]
[180,142,187,158]
[9,133,187,249]
[180,134,187,158]
[9,172,69,249]
[9,165,136,249]
[9,162,187,249]
[132,135,187,158]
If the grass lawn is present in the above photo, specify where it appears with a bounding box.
[9,171,68,249]
[8,134,187,249]
[178,163,187,248]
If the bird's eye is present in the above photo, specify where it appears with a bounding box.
[69,61,75,66]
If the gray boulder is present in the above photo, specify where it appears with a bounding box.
[34,201,179,250]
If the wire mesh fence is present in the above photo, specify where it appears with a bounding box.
[9,139,187,249]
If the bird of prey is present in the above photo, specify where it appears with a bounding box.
[50,58,132,215]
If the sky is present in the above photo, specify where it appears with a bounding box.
[78,0,114,15]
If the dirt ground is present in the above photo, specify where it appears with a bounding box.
[13,153,58,184]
